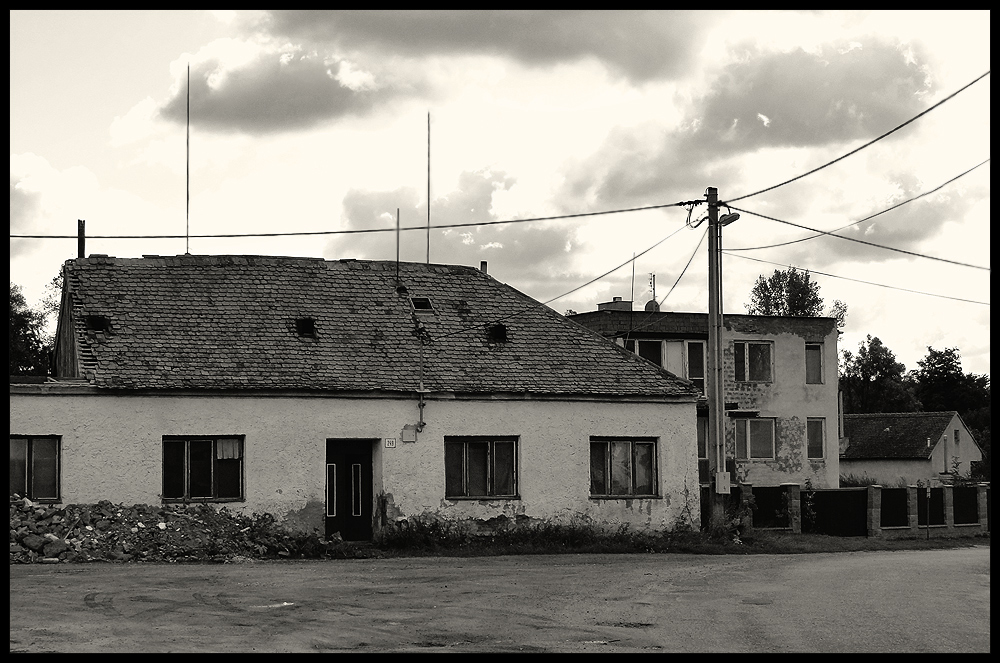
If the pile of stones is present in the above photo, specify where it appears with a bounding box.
[9,494,363,564]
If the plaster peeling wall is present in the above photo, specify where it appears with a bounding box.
[10,391,698,534]
[721,323,841,488]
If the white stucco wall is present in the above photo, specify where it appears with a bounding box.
[10,390,699,534]
[839,414,983,486]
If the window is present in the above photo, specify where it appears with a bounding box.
[295,317,317,338]
[590,438,657,497]
[805,343,823,384]
[696,417,709,484]
[445,437,517,499]
[10,436,60,501]
[687,341,706,393]
[163,436,244,501]
[735,419,775,459]
[410,297,434,312]
[625,339,662,367]
[734,341,772,382]
[807,418,825,459]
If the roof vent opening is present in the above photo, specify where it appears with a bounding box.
[85,315,111,333]
[410,297,434,312]
[487,323,508,344]
[295,317,317,338]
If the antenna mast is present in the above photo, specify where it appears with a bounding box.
[186,63,190,255]
[426,112,430,264]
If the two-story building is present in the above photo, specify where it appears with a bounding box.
[569,298,841,488]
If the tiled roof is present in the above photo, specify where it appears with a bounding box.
[841,412,959,459]
[57,255,699,398]
[569,309,837,339]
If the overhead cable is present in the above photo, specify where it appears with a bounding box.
[723,70,991,204]
[728,205,990,271]
[724,253,989,306]
[10,200,701,241]
[727,158,991,252]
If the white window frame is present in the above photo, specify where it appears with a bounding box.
[805,342,824,384]
[807,418,825,460]
[734,341,774,383]
[590,437,658,498]
[734,418,776,460]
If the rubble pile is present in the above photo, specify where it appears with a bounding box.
[9,495,357,564]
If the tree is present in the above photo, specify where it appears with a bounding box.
[909,347,990,414]
[9,282,49,376]
[839,335,920,414]
[745,267,847,329]
[909,347,990,481]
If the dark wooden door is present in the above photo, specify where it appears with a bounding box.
[325,439,374,541]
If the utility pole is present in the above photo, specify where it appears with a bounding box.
[706,187,739,526]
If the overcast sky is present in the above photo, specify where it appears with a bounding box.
[10,10,991,376]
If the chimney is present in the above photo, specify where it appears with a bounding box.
[480,261,488,273]
[598,297,633,312]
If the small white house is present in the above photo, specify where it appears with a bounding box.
[840,412,982,486]
[10,255,701,540]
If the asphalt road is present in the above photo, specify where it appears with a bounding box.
[9,545,990,653]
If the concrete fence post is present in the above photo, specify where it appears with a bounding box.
[867,485,882,538]
[906,485,919,534]
[977,484,989,531]
[739,483,753,533]
[943,485,955,532]
[781,483,801,534]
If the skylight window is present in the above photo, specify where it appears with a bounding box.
[410,297,434,312]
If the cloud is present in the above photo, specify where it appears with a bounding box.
[327,169,588,293]
[157,39,420,133]
[259,10,712,84]
[557,38,933,212]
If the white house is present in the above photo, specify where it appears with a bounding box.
[10,255,701,540]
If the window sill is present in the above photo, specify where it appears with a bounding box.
[162,498,245,504]
[589,495,661,500]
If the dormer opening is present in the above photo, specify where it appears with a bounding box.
[295,317,317,338]
[487,323,508,344]
[85,315,111,333]
[410,297,434,312]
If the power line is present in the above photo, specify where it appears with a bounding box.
[727,158,990,252]
[10,201,699,241]
[433,221,692,342]
[723,70,991,204]
[727,205,990,271]
[724,252,989,306]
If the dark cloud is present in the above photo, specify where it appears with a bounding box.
[558,39,933,212]
[693,41,930,150]
[327,169,587,295]
[260,10,711,84]
[158,49,416,133]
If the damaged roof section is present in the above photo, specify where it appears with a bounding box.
[53,255,699,399]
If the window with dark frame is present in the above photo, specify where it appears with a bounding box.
[9,436,60,501]
[625,339,663,367]
[590,438,657,497]
[805,343,823,384]
[162,436,244,501]
[807,418,825,459]
[734,341,773,382]
[687,341,706,393]
[444,437,517,499]
[295,317,317,338]
[734,419,775,459]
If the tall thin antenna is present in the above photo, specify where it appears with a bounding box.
[426,111,431,264]
[186,63,191,255]
[396,208,400,283]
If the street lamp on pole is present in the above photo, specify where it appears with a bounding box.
[706,187,739,525]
